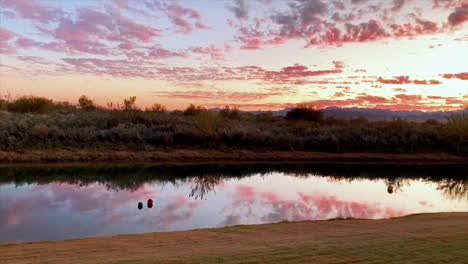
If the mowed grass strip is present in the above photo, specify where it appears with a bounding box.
[1,213,467,264]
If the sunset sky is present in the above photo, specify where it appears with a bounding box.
[0,0,467,111]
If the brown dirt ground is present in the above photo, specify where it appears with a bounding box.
[1,213,467,264]
[1,149,467,164]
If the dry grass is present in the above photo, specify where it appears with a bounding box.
[1,213,467,264]
[1,149,467,164]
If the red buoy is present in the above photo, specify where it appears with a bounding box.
[387,185,394,194]
[147,199,154,208]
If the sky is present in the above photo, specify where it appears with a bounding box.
[0,0,467,111]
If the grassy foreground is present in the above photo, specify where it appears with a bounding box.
[1,213,467,264]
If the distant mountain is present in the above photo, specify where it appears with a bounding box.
[208,107,466,122]
[320,107,463,122]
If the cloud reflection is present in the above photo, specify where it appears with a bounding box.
[227,184,405,224]
[0,183,203,242]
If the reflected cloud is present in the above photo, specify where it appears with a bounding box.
[0,183,201,242]
[159,195,202,226]
[227,184,405,224]
[223,214,241,226]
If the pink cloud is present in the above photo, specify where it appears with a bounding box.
[112,13,161,43]
[16,56,51,65]
[448,3,468,26]
[441,72,468,80]
[263,63,343,83]
[43,7,161,55]
[391,0,406,12]
[153,90,283,101]
[229,0,465,49]
[189,46,225,60]
[0,27,16,54]
[212,92,465,111]
[59,58,343,85]
[228,0,250,20]
[160,1,209,34]
[378,76,443,85]
[333,60,345,69]
[113,0,130,9]
[147,45,186,59]
[1,0,64,24]
[395,94,423,102]
[0,27,16,40]
[15,37,42,49]
[356,95,389,104]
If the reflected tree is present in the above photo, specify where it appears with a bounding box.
[436,179,468,201]
[189,175,222,200]
[384,178,411,194]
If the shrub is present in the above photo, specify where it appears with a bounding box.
[146,103,166,113]
[445,113,468,155]
[123,96,138,111]
[184,104,206,116]
[0,99,7,111]
[32,124,51,139]
[219,106,241,119]
[286,106,323,122]
[194,111,221,145]
[7,96,56,114]
[78,95,96,111]
[0,96,466,156]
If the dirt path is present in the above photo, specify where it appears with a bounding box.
[1,213,467,264]
[1,149,467,164]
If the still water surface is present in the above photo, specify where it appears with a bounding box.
[0,163,467,243]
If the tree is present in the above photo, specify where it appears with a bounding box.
[123,96,137,111]
[220,106,241,119]
[78,95,96,111]
[286,105,323,122]
[446,113,468,155]
[7,96,56,114]
[146,103,166,113]
[194,111,220,145]
[184,104,206,116]
[0,99,7,111]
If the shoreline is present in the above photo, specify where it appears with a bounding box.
[1,149,467,164]
[1,213,467,263]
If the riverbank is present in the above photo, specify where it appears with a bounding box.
[1,213,467,263]
[1,149,467,164]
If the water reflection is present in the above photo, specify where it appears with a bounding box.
[384,178,411,194]
[0,163,466,243]
[435,179,468,201]
[189,175,222,200]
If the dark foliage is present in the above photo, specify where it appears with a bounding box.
[0,97,466,156]
[184,104,206,116]
[286,106,323,122]
[5,96,74,113]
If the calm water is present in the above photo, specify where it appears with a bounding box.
[0,164,467,243]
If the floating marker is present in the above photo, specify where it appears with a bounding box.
[138,202,143,210]
[387,185,394,194]
[147,199,154,208]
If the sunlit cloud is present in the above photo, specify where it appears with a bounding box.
[0,0,466,111]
